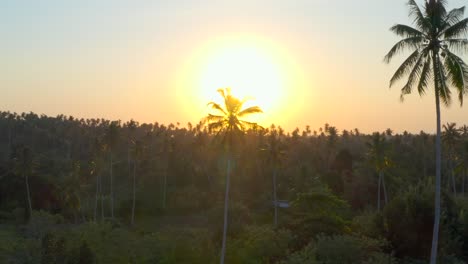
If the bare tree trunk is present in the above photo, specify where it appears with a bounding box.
[100,174,104,221]
[94,171,99,221]
[450,159,456,196]
[110,152,114,219]
[7,125,12,159]
[220,158,231,264]
[162,162,167,209]
[377,171,382,212]
[382,172,388,206]
[24,172,33,220]
[131,160,136,226]
[430,85,442,264]
[273,168,278,227]
[462,171,466,196]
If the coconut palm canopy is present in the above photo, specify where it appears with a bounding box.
[385,0,468,105]
[205,88,263,144]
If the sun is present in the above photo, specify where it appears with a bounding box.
[176,35,307,127]
[197,43,285,118]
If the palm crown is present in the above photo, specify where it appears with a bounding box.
[385,0,468,105]
[205,88,262,145]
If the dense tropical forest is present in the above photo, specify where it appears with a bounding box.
[2,0,468,263]
[1,109,468,263]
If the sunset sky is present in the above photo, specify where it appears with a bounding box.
[1,0,467,133]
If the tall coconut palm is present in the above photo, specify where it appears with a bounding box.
[205,88,262,264]
[262,129,285,226]
[105,121,120,219]
[367,133,392,211]
[442,122,460,195]
[384,1,468,262]
[14,146,34,220]
[131,139,143,226]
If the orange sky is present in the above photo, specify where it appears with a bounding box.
[1,0,468,133]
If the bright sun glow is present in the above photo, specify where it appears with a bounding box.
[198,44,284,118]
[176,35,307,127]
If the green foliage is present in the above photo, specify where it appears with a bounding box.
[286,187,351,248]
[281,235,395,264]
[226,225,293,264]
[313,234,387,264]
[25,211,64,238]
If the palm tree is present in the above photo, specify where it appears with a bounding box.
[131,139,143,226]
[262,129,285,226]
[367,133,392,211]
[14,146,34,220]
[205,88,262,264]
[105,121,120,219]
[442,122,460,195]
[384,1,468,262]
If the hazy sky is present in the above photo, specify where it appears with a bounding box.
[1,0,467,133]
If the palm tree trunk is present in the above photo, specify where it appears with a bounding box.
[273,167,278,227]
[131,160,136,226]
[162,162,167,209]
[430,86,442,264]
[377,171,381,212]
[100,173,104,220]
[7,125,12,159]
[220,157,231,264]
[94,171,99,221]
[463,171,466,196]
[382,172,388,206]
[24,172,33,220]
[110,152,114,219]
[450,159,456,196]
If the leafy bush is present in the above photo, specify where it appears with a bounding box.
[226,225,293,264]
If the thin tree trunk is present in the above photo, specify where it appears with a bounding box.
[430,85,442,264]
[100,173,104,221]
[131,160,136,226]
[382,172,388,206]
[7,125,12,159]
[220,158,231,264]
[273,167,278,227]
[94,171,99,221]
[162,162,167,209]
[377,171,381,212]
[110,152,114,219]
[450,159,456,196]
[463,171,466,196]
[24,172,33,220]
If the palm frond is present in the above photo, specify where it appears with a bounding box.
[208,121,226,132]
[434,55,452,106]
[389,49,421,87]
[217,88,226,100]
[240,120,262,130]
[444,18,468,38]
[207,102,227,115]
[444,50,468,105]
[205,114,225,122]
[384,37,424,64]
[390,24,424,38]
[444,39,468,54]
[400,51,427,100]
[408,0,431,31]
[443,6,465,28]
[238,106,263,117]
[417,58,432,96]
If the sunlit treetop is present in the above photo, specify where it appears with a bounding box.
[205,88,263,146]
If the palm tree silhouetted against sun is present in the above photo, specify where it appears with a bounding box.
[384,1,468,262]
[205,88,262,264]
